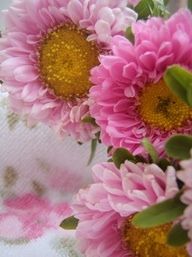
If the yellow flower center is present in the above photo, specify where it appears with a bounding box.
[138,80,192,131]
[38,24,99,100]
[122,217,189,257]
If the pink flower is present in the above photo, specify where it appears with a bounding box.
[0,0,137,142]
[177,157,192,256]
[90,9,192,154]
[0,194,72,240]
[72,161,179,257]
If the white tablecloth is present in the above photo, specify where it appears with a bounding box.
[0,92,107,257]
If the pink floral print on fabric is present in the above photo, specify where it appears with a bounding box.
[0,194,72,240]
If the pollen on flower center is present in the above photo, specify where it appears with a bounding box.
[138,80,192,131]
[38,24,100,100]
[122,217,189,257]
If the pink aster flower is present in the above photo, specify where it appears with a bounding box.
[72,161,182,257]
[90,9,192,154]
[0,193,72,240]
[0,0,137,142]
[177,157,192,256]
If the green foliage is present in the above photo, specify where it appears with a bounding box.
[163,0,170,4]
[60,216,79,230]
[112,148,136,168]
[165,135,192,160]
[167,223,189,247]
[134,0,169,19]
[164,65,192,107]
[142,138,159,163]
[87,138,98,165]
[135,155,147,163]
[132,193,186,228]
[188,0,192,10]
[157,158,170,171]
[125,27,135,43]
[82,116,97,126]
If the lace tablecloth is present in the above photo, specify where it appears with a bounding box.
[0,92,107,256]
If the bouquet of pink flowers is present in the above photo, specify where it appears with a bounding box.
[1,0,192,256]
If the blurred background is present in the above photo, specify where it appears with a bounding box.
[168,0,188,12]
[0,0,189,16]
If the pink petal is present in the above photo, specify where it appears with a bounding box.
[14,65,39,82]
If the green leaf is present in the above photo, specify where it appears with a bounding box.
[157,158,170,171]
[132,193,186,228]
[125,27,135,43]
[134,0,168,19]
[165,135,192,160]
[188,0,192,10]
[164,65,192,107]
[112,148,136,168]
[60,216,79,230]
[87,138,98,165]
[153,0,169,17]
[167,223,189,247]
[135,0,154,19]
[142,138,159,163]
[82,116,97,126]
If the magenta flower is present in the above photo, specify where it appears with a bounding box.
[90,9,192,154]
[72,161,182,257]
[0,0,137,142]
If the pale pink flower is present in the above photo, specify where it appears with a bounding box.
[90,9,192,154]
[72,161,178,257]
[177,157,192,256]
[0,194,71,240]
[0,0,137,142]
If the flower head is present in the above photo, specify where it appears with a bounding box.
[0,0,137,142]
[72,161,182,257]
[90,9,192,154]
[177,157,192,256]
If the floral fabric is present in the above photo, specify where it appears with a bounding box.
[0,92,107,256]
